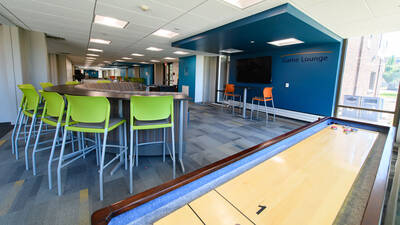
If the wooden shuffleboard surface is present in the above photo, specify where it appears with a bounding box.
[154,126,378,225]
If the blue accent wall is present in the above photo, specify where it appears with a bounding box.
[128,68,134,78]
[229,43,342,116]
[84,70,98,78]
[178,56,196,100]
[140,65,154,85]
[119,69,126,78]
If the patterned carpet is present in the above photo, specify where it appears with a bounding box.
[0,103,305,225]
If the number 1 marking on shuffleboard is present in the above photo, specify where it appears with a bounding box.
[256,205,267,215]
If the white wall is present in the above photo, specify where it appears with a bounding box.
[0,25,50,123]
[66,57,73,81]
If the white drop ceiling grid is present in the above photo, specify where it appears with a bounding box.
[0,0,399,66]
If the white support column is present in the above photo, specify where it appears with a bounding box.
[195,55,205,103]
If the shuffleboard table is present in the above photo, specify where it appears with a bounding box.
[91,117,395,225]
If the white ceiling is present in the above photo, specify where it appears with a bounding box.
[0,0,399,66]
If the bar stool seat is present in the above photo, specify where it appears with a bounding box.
[69,118,125,131]
[134,118,170,126]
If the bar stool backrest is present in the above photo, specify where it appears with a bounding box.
[41,91,65,120]
[130,96,174,126]
[96,80,111,83]
[19,87,39,113]
[225,84,235,94]
[40,82,53,89]
[17,84,35,108]
[65,95,110,128]
[263,87,273,100]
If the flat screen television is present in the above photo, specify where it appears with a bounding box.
[236,56,272,83]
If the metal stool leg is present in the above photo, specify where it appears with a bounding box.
[48,123,61,189]
[135,130,139,167]
[57,127,68,196]
[272,98,276,121]
[171,124,176,179]
[264,100,268,125]
[124,123,128,170]
[251,99,254,120]
[129,127,134,194]
[11,107,22,155]
[25,114,37,170]
[163,128,166,162]
[15,113,25,160]
[32,120,44,175]
[257,100,260,120]
[99,129,108,201]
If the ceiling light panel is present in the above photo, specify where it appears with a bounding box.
[94,15,129,29]
[173,51,189,55]
[150,60,160,62]
[219,48,243,53]
[223,0,264,9]
[88,48,103,52]
[146,47,163,51]
[87,53,99,57]
[131,53,144,56]
[122,57,132,60]
[267,38,304,46]
[90,38,111,45]
[164,57,177,60]
[152,29,179,38]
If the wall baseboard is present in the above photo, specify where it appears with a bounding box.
[217,101,323,122]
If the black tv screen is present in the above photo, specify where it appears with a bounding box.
[236,56,272,83]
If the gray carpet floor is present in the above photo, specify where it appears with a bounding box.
[0,103,305,225]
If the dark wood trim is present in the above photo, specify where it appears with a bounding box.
[91,117,329,225]
[91,117,394,225]
[360,126,396,225]
[337,104,395,114]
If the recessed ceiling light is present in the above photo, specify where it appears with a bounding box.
[94,15,128,29]
[173,51,189,55]
[88,48,103,52]
[87,53,99,57]
[152,29,179,38]
[223,0,264,9]
[104,61,111,63]
[122,57,132,60]
[131,53,144,56]
[267,38,304,46]
[116,59,125,62]
[220,48,243,54]
[140,5,150,11]
[90,38,111,45]
[150,59,160,62]
[250,40,255,44]
[133,64,140,67]
[146,47,163,51]
[140,61,149,64]
[86,57,96,60]
[164,57,176,60]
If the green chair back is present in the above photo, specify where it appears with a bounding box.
[130,96,174,127]
[96,80,111,83]
[20,87,40,113]
[40,82,53,89]
[66,81,80,85]
[65,95,110,128]
[17,84,35,107]
[41,91,65,119]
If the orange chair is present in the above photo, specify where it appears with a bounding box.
[223,84,241,115]
[251,87,275,123]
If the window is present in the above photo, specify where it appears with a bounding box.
[336,32,400,125]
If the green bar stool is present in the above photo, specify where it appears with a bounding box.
[11,84,35,157]
[32,91,78,189]
[65,81,80,85]
[40,82,53,89]
[58,95,127,200]
[17,86,41,170]
[96,80,111,83]
[129,96,176,194]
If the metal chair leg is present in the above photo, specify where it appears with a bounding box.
[99,129,108,201]
[25,115,37,170]
[129,127,134,194]
[124,123,128,170]
[32,120,44,175]
[11,107,22,155]
[48,123,60,189]
[135,130,139,167]
[264,101,268,125]
[272,99,276,121]
[57,127,68,196]
[163,128,166,162]
[15,113,25,160]
[257,101,260,120]
[95,133,99,166]
[251,99,254,120]
[171,124,176,179]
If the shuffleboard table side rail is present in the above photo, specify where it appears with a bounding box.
[360,126,396,225]
[90,117,330,225]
